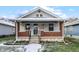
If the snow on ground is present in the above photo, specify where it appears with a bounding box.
[0,43,42,52]
[24,43,42,52]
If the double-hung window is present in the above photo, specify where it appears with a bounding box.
[49,24,54,31]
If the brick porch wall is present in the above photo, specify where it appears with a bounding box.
[41,31,62,36]
[18,32,29,37]
[16,22,29,37]
[16,22,29,41]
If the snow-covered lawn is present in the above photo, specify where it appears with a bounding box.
[24,43,42,52]
[0,43,42,52]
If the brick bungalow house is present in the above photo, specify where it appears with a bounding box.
[15,7,64,43]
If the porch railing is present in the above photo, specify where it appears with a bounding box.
[38,35,41,43]
[29,30,31,41]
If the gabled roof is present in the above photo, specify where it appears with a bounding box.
[18,7,61,18]
[65,19,79,26]
[0,19,15,27]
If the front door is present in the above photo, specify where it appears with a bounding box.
[31,24,38,35]
[33,26,38,35]
[33,24,38,35]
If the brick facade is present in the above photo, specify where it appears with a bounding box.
[18,32,29,37]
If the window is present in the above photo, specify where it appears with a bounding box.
[36,14,43,17]
[49,24,54,31]
[36,14,39,17]
[25,24,30,30]
[40,14,43,17]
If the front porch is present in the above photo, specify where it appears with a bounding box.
[15,21,64,43]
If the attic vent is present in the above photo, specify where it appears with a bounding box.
[36,14,43,17]
[36,14,39,17]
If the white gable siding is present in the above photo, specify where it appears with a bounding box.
[0,24,15,36]
[22,10,56,18]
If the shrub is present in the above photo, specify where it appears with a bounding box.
[4,41,29,45]
[0,35,15,38]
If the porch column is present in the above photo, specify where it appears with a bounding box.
[62,22,64,38]
[15,22,19,40]
[60,21,64,37]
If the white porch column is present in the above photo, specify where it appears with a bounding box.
[62,22,64,38]
[16,22,18,41]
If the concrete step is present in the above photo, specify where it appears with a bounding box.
[29,35,40,44]
[29,41,39,44]
[29,39,39,43]
[30,36,39,39]
[29,38,39,44]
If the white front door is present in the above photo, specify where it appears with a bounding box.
[31,24,38,36]
[33,26,38,35]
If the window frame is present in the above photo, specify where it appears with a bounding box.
[36,13,43,17]
[40,14,43,17]
[49,23,54,31]
[36,14,39,17]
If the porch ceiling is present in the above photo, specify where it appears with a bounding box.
[20,21,59,23]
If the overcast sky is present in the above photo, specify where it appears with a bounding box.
[0,6,79,19]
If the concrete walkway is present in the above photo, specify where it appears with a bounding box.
[24,44,42,52]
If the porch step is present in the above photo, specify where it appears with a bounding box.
[29,36,40,44]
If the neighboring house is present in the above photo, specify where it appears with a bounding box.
[14,7,64,43]
[65,18,79,37]
[0,18,15,36]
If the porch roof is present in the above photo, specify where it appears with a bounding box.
[15,18,64,22]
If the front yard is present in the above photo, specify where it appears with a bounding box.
[0,35,29,45]
[0,36,79,52]
[41,37,79,52]
[41,42,79,52]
